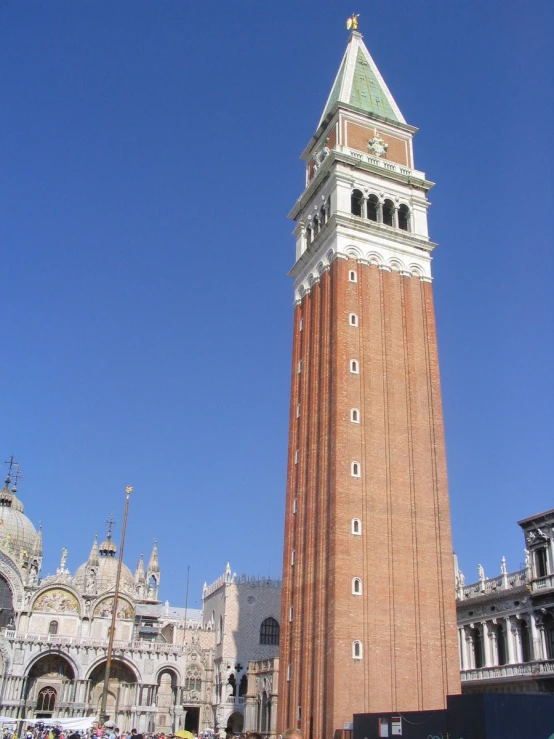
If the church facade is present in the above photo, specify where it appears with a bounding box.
[0,472,280,734]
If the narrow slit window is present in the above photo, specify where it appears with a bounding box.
[352,641,363,659]
[349,313,358,327]
[351,462,361,477]
[294,449,299,464]
[296,404,300,418]
[293,498,297,514]
[352,577,362,595]
[298,360,302,373]
[352,518,361,535]
[351,408,360,423]
[291,549,295,565]
[350,360,359,374]
[349,270,358,283]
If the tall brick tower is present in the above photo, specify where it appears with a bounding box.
[278,27,461,738]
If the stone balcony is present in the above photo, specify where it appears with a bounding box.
[461,659,554,684]
[531,574,554,594]
[1,629,184,656]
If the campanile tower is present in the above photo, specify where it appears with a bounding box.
[278,26,461,738]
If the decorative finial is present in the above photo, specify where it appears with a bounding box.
[12,462,23,491]
[346,14,359,31]
[126,485,133,495]
[4,455,15,485]
[105,513,117,539]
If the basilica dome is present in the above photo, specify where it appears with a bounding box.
[0,479,38,558]
[73,535,135,595]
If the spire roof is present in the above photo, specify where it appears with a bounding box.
[147,541,159,573]
[318,31,406,129]
[88,535,99,566]
[135,553,145,583]
[32,526,43,557]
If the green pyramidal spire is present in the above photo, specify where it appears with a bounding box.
[318,30,406,128]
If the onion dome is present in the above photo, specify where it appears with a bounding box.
[0,475,38,559]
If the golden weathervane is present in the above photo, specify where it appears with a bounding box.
[346,14,359,31]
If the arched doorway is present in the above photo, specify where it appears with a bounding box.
[88,660,137,725]
[226,711,243,734]
[26,654,75,719]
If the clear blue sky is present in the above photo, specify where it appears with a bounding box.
[1,1,552,607]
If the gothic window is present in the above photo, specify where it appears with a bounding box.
[398,204,410,231]
[349,270,358,283]
[383,199,394,227]
[535,547,548,578]
[351,408,360,423]
[352,518,361,535]
[367,194,379,222]
[349,313,358,327]
[48,620,58,635]
[260,616,280,646]
[351,189,363,217]
[185,666,202,692]
[352,641,363,659]
[36,687,56,713]
[239,674,247,698]
[350,359,359,374]
[352,577,362,595]
[351,462,361,478]
[0,575,14,629]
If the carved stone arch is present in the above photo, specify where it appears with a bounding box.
[0,552,24,609]
[345,246,363,260]
[408,263,424,277]
[31,585,82,616]
[387,258,405,272]
[84,654,140,682]
[366,251,383,266]
[24,649,80,680]
[156,664,181,686]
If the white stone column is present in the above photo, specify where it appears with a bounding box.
[489,622,499,666]
[529,614,541,660]
[466,633,475,669]
[512,621,523,663]
[458,627,466,669]
[505,617,515,663]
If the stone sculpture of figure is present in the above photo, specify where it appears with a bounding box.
[28,563,38,587]
[478,564,485,581]
[524,549,532,578]
[86,567,97,594]
[60,547,68,571]
[501,556,507,575]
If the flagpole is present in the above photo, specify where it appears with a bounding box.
[99,485,132,725]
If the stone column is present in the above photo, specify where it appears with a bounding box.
[458,627,468,670]
[360,197,367,220]
[511,619,523,664]
[392,204,399,229]
[488,622,499,666]
[377,200,383,223]
[505,617,515,664]
[529,614,541,660]
[466,633,475,670]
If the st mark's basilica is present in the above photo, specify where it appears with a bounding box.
[0,470,282,736]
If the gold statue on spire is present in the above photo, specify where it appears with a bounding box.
[346,14,359,31]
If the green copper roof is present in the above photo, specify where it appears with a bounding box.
[349,49,398,121]
[317,32,405,128]
[320,56,347,122]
